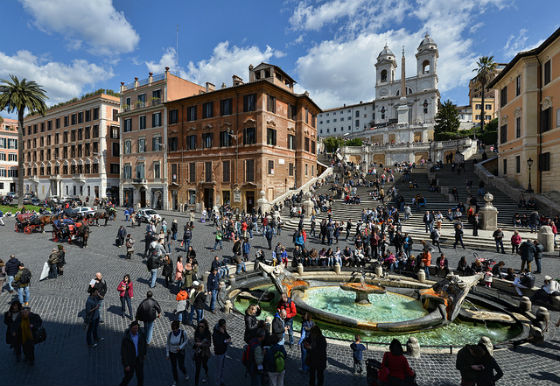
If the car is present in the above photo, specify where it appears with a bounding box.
[31,198,41,206]
[137,209,161,223]
[75,206,96,216]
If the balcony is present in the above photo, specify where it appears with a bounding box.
[132,178,147,186]
[72,174,86,183]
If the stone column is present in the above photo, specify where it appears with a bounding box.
[479,193,498,231]
[538,225,554,252]
[302,192,314,218]
[257,190,272,214]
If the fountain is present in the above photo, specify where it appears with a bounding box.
[339,271,386,305]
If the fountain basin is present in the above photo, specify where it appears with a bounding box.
[340,283,386,304]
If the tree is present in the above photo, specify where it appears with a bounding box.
[473,56,497,134]
[344,138,363,146]
[323,136,344,152]
[434,100,460,137]
[0,75,47,206]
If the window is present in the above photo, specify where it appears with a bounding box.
[355,111,360,117]
[55,133,59,144]
[137,94,146,108]
[124,119,132,132]
[542,107,552,132]
[138,138,145,153]
[85,110,91,122]
[267,95,276,113]
[205,162,212,182]
[109,164,119,175]
[355,120,360,128]
[64,116,69,127]
[78,112,83,124]
[500,86,508,107]
[112,142,119,156]
[500,124,507,144]
[515,75,521,96]
[85,127,90,139]
[503,159,507,175]
[92,163,99,174]
[544,60,551,85]
[268,160,274,175]
[311,140,316,154]
[71,130,76,141]
[47,121,51,131]
[475,115,481,120]
[168,137,178,151]
[289,163,294,176]
[8,154,17,162]
[219,131,231,147]
[169,109,179,124]
[288,135,296,150]
[71,114,77,125]
[93,125,99,137]
[202,133,213,148]
[47,135,51,146]
[189,162,196,183]
[8,138,17,149]
[8,168,17,178]
[93,108,99,120]
[305,137,310,152]
[152,112,161,127]
[540,152,551,171]
[485,115,492,121]
[486,104,492,110]
[152,136,162,151]
[305,164,308,175]
[135,163,145,179]
[245,159,255,182]
[125,97,131,110]
[267,128,277,146]
[202,102,213,118]
[111,126,119,139]
[124,140,131,154]
[305,108,309,123]
[55,118,60,129]
[289,104,297,120]
[187,106,197,121]
[475,104,482,110]
[154,162,161,179]
[243,94,256,112]
[152,89,161,104]
[516,116,521,138]
[0,154,5,160]
[243,127,256,145]
[516,156,521,173]
[186,135,197,150]
[381,69,387,82]
[171,164,178,183]
[222,160,230,182]
[139,116,146,130]
[220,98,233,116]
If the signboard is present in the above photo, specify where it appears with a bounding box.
[233,188,241,203]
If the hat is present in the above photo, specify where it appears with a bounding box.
[544,275,552,281]
[193,281,200,287]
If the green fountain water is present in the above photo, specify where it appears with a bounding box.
[234,284,521,346]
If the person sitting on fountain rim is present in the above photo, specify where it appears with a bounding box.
[277,293,297,347]
[531,275,560,306]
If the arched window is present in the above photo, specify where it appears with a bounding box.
[423,100,428,114]
[381,69,387,82]
[381,106,386,120]
[408,88,413,95]
[422,60,430,74]
[396,90,399,96]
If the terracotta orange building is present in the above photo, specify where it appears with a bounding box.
[166,63,321,212]
[0,117,18,195]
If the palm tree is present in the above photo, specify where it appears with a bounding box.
[473,56,497,136]
[0,75,47,207]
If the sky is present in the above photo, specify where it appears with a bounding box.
[0,0,558,118]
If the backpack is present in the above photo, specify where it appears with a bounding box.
[242,339,259,367]
[273,348,286,372]
[19,268,32,285]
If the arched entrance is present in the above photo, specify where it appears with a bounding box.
[152,189,163,210]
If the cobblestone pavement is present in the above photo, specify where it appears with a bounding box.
[0,211,559,386]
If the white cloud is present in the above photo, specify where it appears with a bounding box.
[291,0,509,108]
[19,0,139,55]
[0,50,113,105]
[503,28,543,59]
[146,42,282,87]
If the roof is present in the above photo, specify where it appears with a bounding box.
[418,33,436,49]
[377,44,395,58]
[319,101,374,114]
[253,62,297,84]
[488,26,560,88]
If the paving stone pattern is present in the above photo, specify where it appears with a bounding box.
[0,211,559,386]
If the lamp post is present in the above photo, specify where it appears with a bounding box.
[526,157,534,193]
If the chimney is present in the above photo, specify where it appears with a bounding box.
[148,72,153,84]
[165,66,170,80]
[120,81,125,92]
[221,82,227,89]
[134,77,139,89]
[249,64,255,82]
[205,82,215,92]
[232,75,243,86]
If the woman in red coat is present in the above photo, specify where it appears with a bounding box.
[117,274,134,319]
[379,339,416,386]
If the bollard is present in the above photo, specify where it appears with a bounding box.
[529,325,544,344]
[519,296,532,313]
[536,307,550,331]
[223,300,233,314]
[297,264,304,276]
[334,263,341,275]
[374,265,383,277]
[228,274,236,286]
[406,337,421,358]
[417,269,426,283]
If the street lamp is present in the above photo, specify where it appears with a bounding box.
[526,157,534,193]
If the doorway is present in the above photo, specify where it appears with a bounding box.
[203,188,213,211]
[172,190,178,211]
[222,190,230,206]
[246,191,255,213]
[140,188,147,207]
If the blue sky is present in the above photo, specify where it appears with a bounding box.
[1,0,558,117]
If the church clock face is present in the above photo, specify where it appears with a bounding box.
[379,88,388,97]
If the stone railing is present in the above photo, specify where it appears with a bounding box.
[269,166,333,207]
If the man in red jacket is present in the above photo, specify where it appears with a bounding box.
[276,292,297,346]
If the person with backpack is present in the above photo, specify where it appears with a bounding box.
[166,320,189,386]
[183,226,193,251]
[5,254,21,294]
[244,328,266,386]
[212,226,223,251]
[265,225,274,250]
[147,253,161,289]
[13,306,43,365]
[88,272,107,323]
[213,318,231,386]
[125,234,135,259]
[519,239,536,273]
[265,335,287,386]
[276,293,297,346]
[14,263,32,307]
[135,291,161,344]
[430,225,442,254]
[120,321,147,386]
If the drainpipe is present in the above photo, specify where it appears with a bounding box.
[536,57,542,194]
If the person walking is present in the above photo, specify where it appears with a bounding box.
[88,272,107,323]
[493,228,505,254]
[120,321,147,386]
[5,255,21,294]
[175,288,189,324]
[162,255,174,288]
[14,263,32,306]
[135,291,161,344]
[13,306,43,365]
[265,225,274,250]
[244,304,261,344]
[147,253,161,288]
[304,326,327,386]
[533,240,544,274]
[193,319,212,386]
[299,312,314,374]
[4,300,22,360]
[519,239,536,273]
[117,274,134,319]
[350,335,366,374]
[212,318,231,386]
[47,248,59,279]
[207,268,220,313]
[85,288,103,348]
[430,225,442,253]
[511,230,522,254]
[212,226,223,251]
[188,283,207,326]
[453,223,465,249]
[276,292,297,346]
[117,226,127,247]
[166,320,189,386]
[264,335,287,386]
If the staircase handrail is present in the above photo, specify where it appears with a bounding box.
[269,166,334,206]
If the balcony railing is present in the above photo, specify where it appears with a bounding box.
[120,98,163,112]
